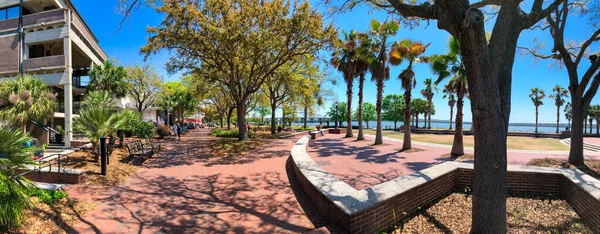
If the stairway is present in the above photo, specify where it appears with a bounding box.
[561,139,600,152]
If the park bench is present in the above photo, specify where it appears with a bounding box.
[125,140,156,163]
[140,138,160,154]
[310,130,325,140]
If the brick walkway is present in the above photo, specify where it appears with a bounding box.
[308,134,600,190]
[65,129,326,233]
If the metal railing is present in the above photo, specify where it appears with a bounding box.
[18,153,70,184]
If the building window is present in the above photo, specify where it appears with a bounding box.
[0,6,20,20]
[29,45,45,58]
[6,6,19,19]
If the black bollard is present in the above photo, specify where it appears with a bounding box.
[100,137,107,176]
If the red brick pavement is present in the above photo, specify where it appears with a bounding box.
[65,129,325,234]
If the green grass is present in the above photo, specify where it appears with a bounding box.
[360,129,570,151]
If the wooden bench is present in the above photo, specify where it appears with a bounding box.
[310,130,325,140]
[125,140,155,163]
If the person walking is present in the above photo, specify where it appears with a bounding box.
[172,124,178,138]
[177,122,183,140]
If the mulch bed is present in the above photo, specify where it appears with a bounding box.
[440,153,474,161]
[396,193,593,233]
[63,147,142,186]
[527,158,600,180]
[397,148,425,153]
[8,197,96,234]
[207,138,269,158]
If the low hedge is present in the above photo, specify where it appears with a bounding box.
[211,129,252,138]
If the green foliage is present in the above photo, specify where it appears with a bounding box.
[382,94,405,123]
[125,64,163,113]
[0,128,37,229]
[134,122,155,139]
[119,110,142,132]
[54,125,64,135]
[73,107,125,151]
[530,88,546,107]
[0,75,56,131]
[82,91,114,109]
[29,188,67,205]
[326,102,348,123]
[411,98,428,115]
[88,60,128,98]
[354,102,376,126]
[210,129,252,138]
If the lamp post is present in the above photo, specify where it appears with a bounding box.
[334,102,339,129]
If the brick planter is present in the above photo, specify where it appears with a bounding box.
[290,136,600,233]
[327,128,346,134]
[17,167,82,184]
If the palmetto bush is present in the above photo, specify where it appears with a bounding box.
[73,107,125,161]
[0,128,37,229]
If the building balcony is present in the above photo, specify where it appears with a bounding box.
[22,55,65,71]
[0,9,67,33]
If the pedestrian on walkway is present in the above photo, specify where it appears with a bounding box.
[177,122,183,140]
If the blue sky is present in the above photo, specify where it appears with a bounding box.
[72,0,598,124]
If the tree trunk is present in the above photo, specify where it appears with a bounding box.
[416,114,419,128]
[402,89,412,150]
[219,114,224,128]
[227,107,234,130]
[458,13,508,232]
[590,118,593,135]
[374,79,384,145]
[556,105,560,134]
[303,106,308,130]
[449,103,454,130]
[393,120,396,130]
[366,121,370,129]
[357,73,365,140]
[236,102,248,141]
[569,105,585,166]
[428,100,432,129]
[346,78,354,138]
[270,104,277,135]
[585,117,587,134]
[452,93,465,156]
[535,105,539,133]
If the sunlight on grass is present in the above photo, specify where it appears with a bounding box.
[360,129,569,151]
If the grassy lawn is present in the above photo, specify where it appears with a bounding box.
[359,129,569,151]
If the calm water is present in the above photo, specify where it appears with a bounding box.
[291,121,570,133]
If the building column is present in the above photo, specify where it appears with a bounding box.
[64,37,73,148]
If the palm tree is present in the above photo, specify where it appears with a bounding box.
[442,85,456,130]
[592,105,600,134]
[331,30,364,138]
[81,90,114,109]
[548,85,569,133]
[0,75,56,134]
[0,128,37,228]
[421,78,434,129]
[565,102,572,129]
[88,60,129,98]
[429,37,467,155]
[73,107,125,161]
[359,20,399,145]
[389,39,430,150]
[529,88,546,133]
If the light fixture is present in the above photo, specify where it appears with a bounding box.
[590,54,598,63]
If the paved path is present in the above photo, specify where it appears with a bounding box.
[308,134,600,190]
[65,129,326,233]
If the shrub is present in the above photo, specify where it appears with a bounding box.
[210,129,252,138]
[0,128,36,229]
[134,122,155,139]
[29,188,67,205]
[156,125,171,138]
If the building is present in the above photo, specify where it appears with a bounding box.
[0,0,107,148]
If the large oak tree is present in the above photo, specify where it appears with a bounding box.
[337,0,564,231]
[141,0,335,140]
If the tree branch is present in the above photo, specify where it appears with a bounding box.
[386,0,438,20]
[523,0,565,29]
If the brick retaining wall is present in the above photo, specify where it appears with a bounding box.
[17,168,82,184]
[290,136,600,233]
